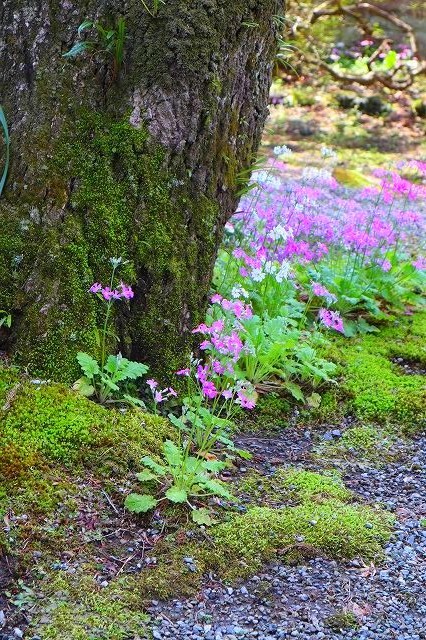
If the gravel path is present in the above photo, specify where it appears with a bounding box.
[147,434,426,640]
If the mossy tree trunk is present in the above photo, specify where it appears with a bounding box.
[0,0,283,381]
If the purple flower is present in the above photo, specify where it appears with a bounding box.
[154,390,164,403]
[168,387,178,397]
[89,282,102,294]
[202,380,218,399]
[318,308,344,334]
[147,379,158,390]
[101,287,115,301]
[176,368,190,377]
[222,389,233,400]
[120,282,134,299]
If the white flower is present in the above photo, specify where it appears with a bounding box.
[275,260,291,283]
[263,261,277,275]
[231,285,249,299]
[302,167,333,183]
[269,224,293,242]
[251,268,266,282]
[321,146,337,160]
[273,145,292,156]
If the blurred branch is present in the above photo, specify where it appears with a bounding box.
[287,0,426,89]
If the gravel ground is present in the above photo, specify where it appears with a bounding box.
[147,434,426,640]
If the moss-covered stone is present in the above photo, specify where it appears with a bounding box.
[325,610,359,632]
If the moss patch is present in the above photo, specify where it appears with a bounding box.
[319,312,426,430]
[315,425,395,463]
[29,571,149,640]
[214,500,393,579]
[0,366,173,478]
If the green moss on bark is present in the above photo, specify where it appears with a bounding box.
[3,113,218,382]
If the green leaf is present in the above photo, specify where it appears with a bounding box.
[122,394,147,409]
[192,508,214,526]
[121,359,149,380]
[0,106,10,197]
[283,381,305,402]
[76,352,100,377]
[136,470,157,482]
[141,456,167,476]
[63,41,92,58]
[202,459,226,473]
[163,440,182,467]
[78,20,94,35]
[72,377,95,397]
[197,478,233,499]
[104,355,120,375]
[124,493,157,513]
[383,50,397,70]
[165,486,188,503]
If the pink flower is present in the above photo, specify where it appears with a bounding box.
[222,389,233,400]
[154,390,164,403]
[192,323,209,334]
[380,259,392,272]
[89,282,102,294]
[211,319,225,333]
[221,299,234,311]
[168,387,178,397]
[196,364,209,383]
[318,308,344,334]
[211,294,223,304]
[237,391,256,409]
[120,282,134,299]
[176,368,190,377]
[202,380,218,399]
[413,257,426,271]
[212,360,225,374]
[200,340,212,350]
[147,379,158,390]
[311,282,337,303]
[101,287,115,301]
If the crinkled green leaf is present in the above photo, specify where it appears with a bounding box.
[141,456,167,476]
[197,478,233,499]
[192,508,214,526]
[124,493,157,513]
[165,486,188,503]
[163,440,182,467]
[136,470,158,482]
[72,377,95,397]
[201,459,226,473]
[76,352,100,377]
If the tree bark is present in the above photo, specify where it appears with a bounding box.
[0,0,283,381]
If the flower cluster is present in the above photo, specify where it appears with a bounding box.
[318,308,344,334]
[146,379,177,404]
[89,281,134,301]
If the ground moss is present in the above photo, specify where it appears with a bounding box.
[321,313,426,429]
[213,500,393,579]
[238,468,352,506]
[0,367,173,477]
[316,425,395,462]
[29,570,149,640]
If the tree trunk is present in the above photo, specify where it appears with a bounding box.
[0,0,282,381]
